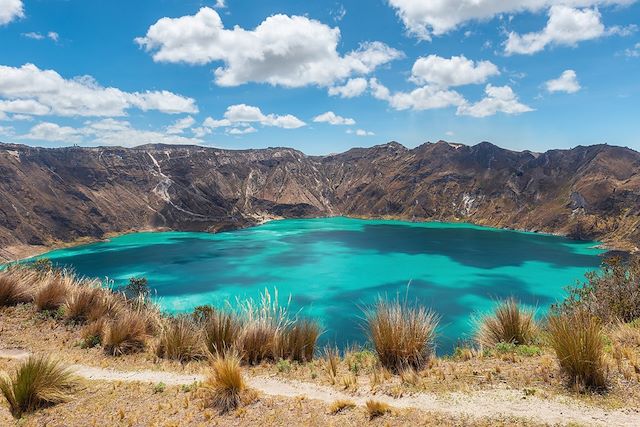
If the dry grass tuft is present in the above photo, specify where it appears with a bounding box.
[475,298,538,348]
[156,316,205,363]
[0,356,77,418]
[322,346,340,384]
[364,296,439,373]
[203,310,242,357]
[237,289,291,365]
[278,319,321,362]
[328,399,356,414]
[205,353,247,413]
[34,273,71,312]
[547,311,608,391]
[365,400,391,419]
[64,284,120,324]
[80,319,105,348]
[104,310,150,356]
[0,269,34,307]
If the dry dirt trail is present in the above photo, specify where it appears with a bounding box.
[1,349,638,426]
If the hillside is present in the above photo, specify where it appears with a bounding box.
[1,141,639,261]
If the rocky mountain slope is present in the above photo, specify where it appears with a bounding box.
[1,140,638,261]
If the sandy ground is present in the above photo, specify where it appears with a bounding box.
[2,349,639,426]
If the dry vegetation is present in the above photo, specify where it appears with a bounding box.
[0,257,639,425]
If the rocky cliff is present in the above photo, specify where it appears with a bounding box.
[1,140,639,261]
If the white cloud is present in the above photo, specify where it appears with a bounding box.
[456,84,534,117]
[202,104,306,133]
[0,64,198,117]
[136,7,403,88]
[0,0,23,26]
[228,126,257,135]
[22,31,59,42]
[346,128,375,136]
[213,0,226,9]
[0,111,8,121]
[370,78,466,111]
[410,55,500,87]
[387,0,636,40]
[166,116,196,134]
[546,69,581,93]
[25,122,84,142]
[22,119,203,146]
[504,6,624,55]
[313,111,356,126]
[328,78,368,98]
[625,42,640,57]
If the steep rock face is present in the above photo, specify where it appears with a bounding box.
[0,140,638,261]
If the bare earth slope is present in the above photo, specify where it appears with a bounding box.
[1,140,639,261]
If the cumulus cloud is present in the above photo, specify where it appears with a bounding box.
[410,55,500,87]
[213,0,226,9]
[22,119,203,146]
[0,64,198,117]
[546,69,581,93]
[328,78,369,98]
[136,7,403,88]
[166,116,196,134]
[624,42,640,56]
[505,6,606,54]
[456,84,534,117]
[370,78,466,111]
[202,104,306,135]
[313,111,356,126]
[387,0,636,40]
[0,0,23,26]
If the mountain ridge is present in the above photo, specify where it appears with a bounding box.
[1,140,638,262]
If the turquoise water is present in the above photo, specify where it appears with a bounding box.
[34,217,604,352]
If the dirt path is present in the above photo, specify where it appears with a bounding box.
[1,349,638,426]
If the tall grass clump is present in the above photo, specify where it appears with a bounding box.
[104,310,150,356]
[278,319,321,362]
[475,298,538,348]
[0,356,77,418]
[0,268,34,307]
[203,310,243,357]
[547,311,608,391]
[34,273,72,312]
[363,296,439,372]
[237,289,291,365]
[64,283,120,324]
[557,257,640,323]
[156,316,205,362]
[205,352,247,413]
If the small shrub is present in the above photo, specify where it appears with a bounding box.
[276,359,292,373]
[475,298,538,348]
[123,277,150,301]
[0,356,77,418]
[104,310,149,356]
[0,269,33,307]
[547,311,608,391]
[34,274,71,312]
[153,382,166,394]
[156,317,205,363]
[365,400,391,419]
[203,311,242,357]
[278,319,321,362]
[328,399,355,414]
[80,320,105,349]
[556,257,640,323]
[193,305,216,323]
[205,353,246,413]
[30,258,54,273]
[363,296,439,372]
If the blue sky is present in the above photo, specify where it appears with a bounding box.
[0,0,639,154]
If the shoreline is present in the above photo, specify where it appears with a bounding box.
[1,214,628,264]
